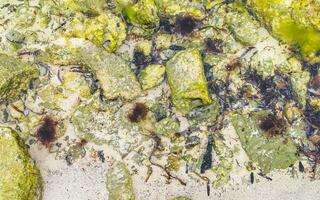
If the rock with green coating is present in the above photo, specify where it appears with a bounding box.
[166,49,212,114]
[245,0,320,62]
[125,0,160,31]
[71,95,145,155]
[155,117,180,137]
[60,0,105,15]
[0,53,39,103]
[0,127,42,200]
[225,3,263,46]
[94,52,142,100]
[155,0,205,19]
[106,162,136,200]
[65,12,126,52]
[39,43,142,101]
[290,70,310,107]
[139,64,165,90]
[230,111,299,173]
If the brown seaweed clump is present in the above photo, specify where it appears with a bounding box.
[259,114,286,138]
[128,103,149,123]
[35,116,58,147]
[174,15,198,35]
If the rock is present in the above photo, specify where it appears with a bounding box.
[106,162,135,200]
[0,127,42,200]
[166,48,212,114]
[0,54,39,103]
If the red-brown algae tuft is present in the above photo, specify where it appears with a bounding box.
[259,114,286,138]
[174,15,198,35]
[35,116,58,147]
[128,103,149,123]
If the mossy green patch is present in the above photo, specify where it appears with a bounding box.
[230,111,299,173]
[0,127,42,200]
[0,54,39,103]
[166,49,212,115]
[106,162,135,200]
[246,0,320,62]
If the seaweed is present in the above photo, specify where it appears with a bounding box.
[35,116,58,147]
[159,16,175,34]
[250,172,254,184]
[174,15,198,35]
[133,50,151,74]
[205,38,223,54]
[259,114,287,138]
[128,103,149,123]
[200,134,214,173]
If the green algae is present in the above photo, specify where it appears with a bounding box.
[166,49,212,115]
[139,64,165,90]
[65,12,126,52]
[106,162,136,200]
[246,0,320,62]
[230,111,299,173]
[0,127,42,200]
[0,54,39,103]
[39,43,142,101]
[125,0,159,31]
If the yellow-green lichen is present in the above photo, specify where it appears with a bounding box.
[0,127,42,200]
[155,0,205,19]
[65,12,126,52]
[139,64,165,90]
[245,0,320,62]
[166,49,212,115]
[230,111,299,173]
[106,162,136,200]
[0,54,39,103]
[125,0,160,31]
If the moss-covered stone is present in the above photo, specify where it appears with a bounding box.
[65,12,126,52]
[155,0,205,19]
[155,117,180,137]
[71,96,145,155]
[60,0,105,15]
[230,111,299,173]
[245,0,320,62]
[39,43,142,101]
[166,49,212,114]
[0,127,42,200]
[0,54,39,103]
[106,162,135,200]
[125,0,160,31]
[139,64,165,90]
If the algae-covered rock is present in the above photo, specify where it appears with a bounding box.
[106,162,135,200]
[290,70,310,107]
[0,127,42,200]
[245,0,320,62]
[0,53,39,103]
[94,52,142,100]
[225,3,263,46]
[155,117,180,137]
[39,43,142,100]
[166,49,212,114]
[71,96,145,155]
[57,0,105,15]
[125,0,160,31]
[139,64,165,90]
[65,12,126,52]
[230,111,298,173]
[155,0,205,19]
